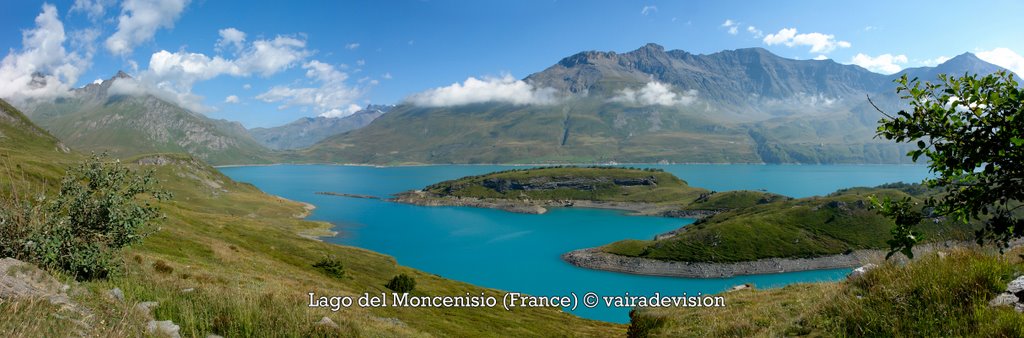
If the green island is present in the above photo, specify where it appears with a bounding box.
[0,99,622,336]
[391,166,785,217]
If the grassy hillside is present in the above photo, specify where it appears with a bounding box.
[0,100,622,336]
[31,95,274,165]
[297,100,766,165]
[602,184,978,262]
[627,248,1024,337]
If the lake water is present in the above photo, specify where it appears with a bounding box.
[219,164,931,323]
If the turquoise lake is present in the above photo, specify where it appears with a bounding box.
[219,164,932,323]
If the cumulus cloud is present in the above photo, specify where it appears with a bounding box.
[746,26,763,38]
[216,27,246,52]
[0,4,89,103]
[919,56,950,67]
[977,48,1024,78]
[763,28,850,54]
[256,60,366,118]
[224,95,239,104]
[849,53,908,74]
[107,76,209,113]
[610,82,698,106]
[722,19,739,35]
[641,6,657,16]
[813,55,829,60]
[406,75,558,107]
[105,0,190,55]
[127,29,310,112]
[70,0,114,21]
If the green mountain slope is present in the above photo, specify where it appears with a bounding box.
[20,72,274,165]
[303,45,1010,165]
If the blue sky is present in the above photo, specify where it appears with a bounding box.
[1,0,1022,128]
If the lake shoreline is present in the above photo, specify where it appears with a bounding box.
[214,162,932,169]
[562,240,1018,278]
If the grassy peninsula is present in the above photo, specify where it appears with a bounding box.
[600,183,978,263]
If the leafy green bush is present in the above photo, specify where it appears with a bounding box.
[0,154,169,280]
[312,256,345,279]
[385,274,416,293]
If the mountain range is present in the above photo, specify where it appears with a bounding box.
[249,104,393,150]
[299,44,1010,164]
[10,44,1014,165]
[19,72,274,165]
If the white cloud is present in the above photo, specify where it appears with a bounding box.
[610,82,698,106]
[216,27,246,52]
[849,53,908,74]
[256,60,366,117]
[977,48,1024,78]
[919,56,950,67]
[813,55,829,60]
[382,72,392,80]
[722,19,739,35]
[0,4,89,103]
[763,28,850,54]
[106,0,191,55]
[746,26,763,38]
[407,75,558,107]
[224,95,239,104]
[107,76,210,113]
[128,29,309,112]
[345,42,360,50]
[242,83,251,90]
[70,0,114,21]
[641,6,657,16]
[235,36,309,76]
[356,59,366,66]
[864,26,878,31]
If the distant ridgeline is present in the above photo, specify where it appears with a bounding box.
[301,44,1012,165]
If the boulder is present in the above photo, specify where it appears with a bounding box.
[147,320,181,338]
[109,287,125,302]
[989,275,1024,312]
[317,316,339,329]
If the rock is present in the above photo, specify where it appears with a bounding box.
[206,335,224,338]
[0,258,74,308]
[728,283,752,292]
[989,275,1024,313]
[1006,276,1024,295]
[147,320,181,338]
[181,288,195,293]
[317,316,339,329]
[989,293,1019,307]
[847,263,878,280]
[136,301,159,316]
[108,287,125,302]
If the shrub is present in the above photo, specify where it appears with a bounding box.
[152,260,174,274]
[385,274,416,293]
[0,154,169,280]
[312,256,345,279]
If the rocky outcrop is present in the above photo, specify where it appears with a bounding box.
[989,276,1024,312]
[480,175,656,192]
